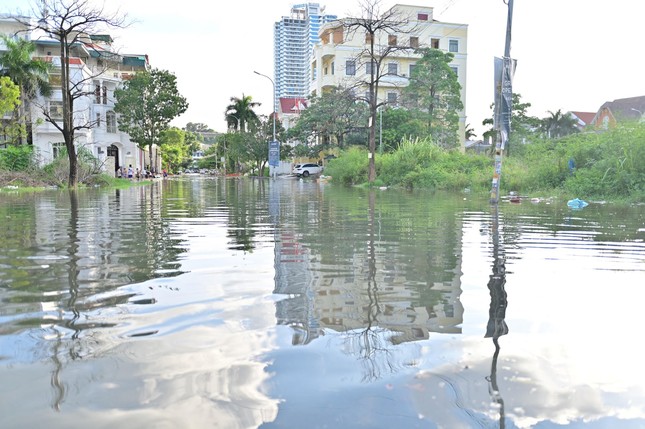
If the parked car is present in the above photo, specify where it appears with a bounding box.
[292,163,323,177]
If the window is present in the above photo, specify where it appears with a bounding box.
[366,60,376,75]
[331,61,335,75]
[346,60,356,76]
[49,68,62,86]
[106,111,117,133]
[388,62,398,75]
[365,33,373,44]
[52,142,66,159]
[48,101,63,120]
[95,113,101,127]
[388,35,397,46]
[418,13,429,21]
[409,36,419,48]
[102,85,108,104]
[431,38,440,49]
[450,66,458,77]
[449,39,459,53]
[409,64,417,77]
[387,92,398,105]
[94,84,101,104]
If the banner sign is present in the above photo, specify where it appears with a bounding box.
[268,140,280,167]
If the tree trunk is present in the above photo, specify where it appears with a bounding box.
[368,108,376,183]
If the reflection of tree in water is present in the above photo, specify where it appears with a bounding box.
[343,192,398,381]
[274,186,464,379]
[36,185,188,410]
[224,179,267,251]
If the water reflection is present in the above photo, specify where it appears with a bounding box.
[485,205,509,428]
[2,178,645,428]
[273,182,466,381]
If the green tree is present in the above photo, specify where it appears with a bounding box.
[0,76,23,146]
[114,68,189,166]
[465,123,477,140]
[225,94,260,132]
[242,116,286,176]
[342,0,418,183]
[289,87,368,149]
[0,76,20,118]
[159,127,188,173]
[16,0,128,187]
[541,109,579,139]
[482,93,539,155]
[0,35,52,145]
[380,107,426,152]
[403,48,463,149]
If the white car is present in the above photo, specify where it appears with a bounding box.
[292,163,323,177]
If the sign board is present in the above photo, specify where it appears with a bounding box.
[268,140,280,167]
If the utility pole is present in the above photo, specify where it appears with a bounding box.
[490,0,514,204]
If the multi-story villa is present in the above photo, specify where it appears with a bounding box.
[0,16,156,175]
[310,4,468,146]
[273,3,337,110]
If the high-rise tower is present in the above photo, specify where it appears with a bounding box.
[273,3,336,109]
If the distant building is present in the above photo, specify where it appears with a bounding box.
[309,4,468,148]
[0,16,155,175]
[567,111,595,131]
[273,3,336,110]
[277,97,308,132]
[590,95,645,129]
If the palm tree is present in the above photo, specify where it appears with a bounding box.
[542,109,579,139]
[224,94,260,132]
[465,123,477,140]
[0,35,52,145]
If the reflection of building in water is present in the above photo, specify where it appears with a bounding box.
[273,194,464,346]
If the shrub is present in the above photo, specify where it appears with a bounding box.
[0,145,37,171]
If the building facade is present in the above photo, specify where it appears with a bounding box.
[0,17,156,176]
[273,3,336,110]
[310,4,468,147]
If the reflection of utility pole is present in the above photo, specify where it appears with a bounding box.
[485,204,508,428]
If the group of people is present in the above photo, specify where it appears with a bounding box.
[116,165,159,180]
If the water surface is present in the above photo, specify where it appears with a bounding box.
[1,177,644,428]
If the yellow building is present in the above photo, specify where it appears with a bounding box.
[310,4,468,149]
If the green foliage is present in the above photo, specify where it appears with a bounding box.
[42,146,101,187]
[0,76,21,115]
[160,127,188,172]
[324,146,369,185]
[289,87,368,148]
[402,48,463,148]
[0,145,36,171]
[327,138,492,190]
[114,69,188,155]
[0,35,52,100]
[225,94,260,132]
[380,108,426,152]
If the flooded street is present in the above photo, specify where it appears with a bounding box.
[1,177,644,428]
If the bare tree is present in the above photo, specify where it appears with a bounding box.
[342,0,418,183]
[16,0,129,188]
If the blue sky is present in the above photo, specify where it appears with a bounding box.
[3,0,645,137]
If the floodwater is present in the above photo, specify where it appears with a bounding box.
[1,177,644,429]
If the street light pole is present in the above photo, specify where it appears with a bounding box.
[254,70,277,179]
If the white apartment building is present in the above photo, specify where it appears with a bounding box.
[273,3,336,110]
[0,17,156,175]
[310,4,468,146]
